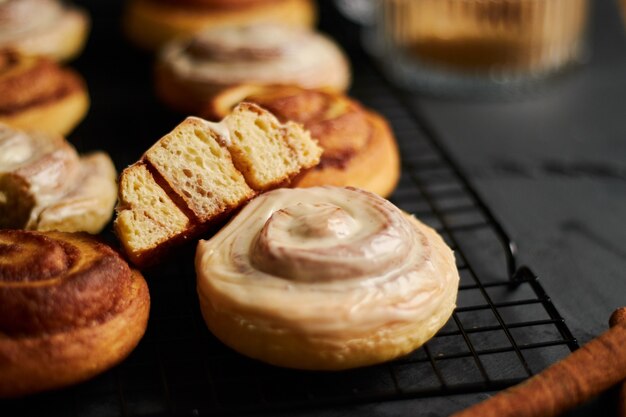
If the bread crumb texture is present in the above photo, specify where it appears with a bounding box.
[115,103,321,266]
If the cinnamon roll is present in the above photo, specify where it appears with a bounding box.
[0,230,150,397]
[0,123,117,234]
[0,0,89,62]
[155,25,350,114]
[196,186,459,370]
[124,0,316,51]
[207,86,400,197]
[115,103,321,267]
[0,50,89,135]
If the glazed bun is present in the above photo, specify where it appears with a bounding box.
[196,186,459,370]
[0,230,150,397]
[0,123,116,234]
[155,24,350,114]
[0,0,89,62]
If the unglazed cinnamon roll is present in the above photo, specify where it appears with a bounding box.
[0,50,89,135]
[196,186,459,370]
[155,25,351,114]
[207,86,400,197]
[0,124,117,234]
[0,0,89,62]
[0,230,150,397]
[124,0,316,51]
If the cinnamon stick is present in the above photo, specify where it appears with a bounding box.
[610,307,626,417]
[450,316,626,417]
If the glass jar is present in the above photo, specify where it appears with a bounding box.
[371,0,590,96]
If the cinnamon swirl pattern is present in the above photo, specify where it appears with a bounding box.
[0,230,150,397]
[196,187,459,370]
[155,25,350,114]
[208,86,400,197]
[0,0,89,61]
[124,0,316,51]
[0,50,89,135]
[0,124,117,234]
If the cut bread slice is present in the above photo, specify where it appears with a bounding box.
[115,163,192,266]
[224,102,321,190]
[115,102,322,267]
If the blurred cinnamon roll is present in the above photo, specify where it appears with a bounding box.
[196,186,459,370]
[0,230,150,397]
[0,50,89,135]
[124,0,316,51]
[0,123,116,234]
[155,25,350,114]
[0,0,89,62]
[207,86,399,197]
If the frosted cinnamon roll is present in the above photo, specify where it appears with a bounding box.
[124,0,316,51]
[0,0,89,62]
[155,25,350,114]
[0,50,89,135]
[0,230,150,397]
[196,187,459,370]
[0,123,117,234]
[207,86,400,197]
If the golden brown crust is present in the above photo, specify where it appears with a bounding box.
[0,51,89,135]
[124,0,316,51]
[0,231,150,398]
[207,86,401,197]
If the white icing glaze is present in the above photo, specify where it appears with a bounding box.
[159,24,350,92]
[0,124,81,227]
[0,0,63,42]
[187,116,232,147]
[196,186,459,341]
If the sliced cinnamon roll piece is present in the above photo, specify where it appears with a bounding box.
[196,186,459,370]
[0,123,116,233]
[124,0,316,51]
[0,50,89,135]
[0,230,150,397]
[0,0,89,62]
[115,103,322,267]
[207,86,400,197]
[155,24,350,114]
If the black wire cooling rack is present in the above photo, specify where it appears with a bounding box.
[4,6,578,417]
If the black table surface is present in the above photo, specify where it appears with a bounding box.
[63,0,625,416]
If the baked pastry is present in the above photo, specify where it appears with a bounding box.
[0,0,89,62]
[155,24,351,114]
[0,230,150,397]
[206,85,400,197]
[115,102,322,267]
[0,123,117,234]
[124,0,316,51]
[196,186,459,370]
[0,50,89,136]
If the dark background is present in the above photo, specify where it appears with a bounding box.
[63,0,626,415]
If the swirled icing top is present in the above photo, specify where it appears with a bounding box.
[196,186,459,340]
[159,24,350,93]
[0,0,88,61]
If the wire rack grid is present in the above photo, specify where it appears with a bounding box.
[3,16,578,417]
